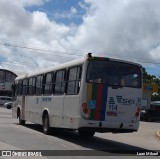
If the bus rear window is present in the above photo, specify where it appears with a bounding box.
[87,60,141,88]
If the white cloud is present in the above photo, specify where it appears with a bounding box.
[53,6,78,20]
[0,0,73,73]
[0,0,160,76]
[70,7,77,15]
[13,0,46,7]
[150,45,160,61]
[67,0,160,61]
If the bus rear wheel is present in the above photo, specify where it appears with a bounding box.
[19,113,25,125]
[147,116,152,122]
[43,114,50,135]
[78,130,95,138]
[7,105,12,109]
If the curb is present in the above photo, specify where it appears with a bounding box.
[157,130,160,139]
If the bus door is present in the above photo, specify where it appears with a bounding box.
[63,66,82,128]
[21,96,25,120]
[30,75,43,124]
[25,96,42,123]
[34,96,42,124]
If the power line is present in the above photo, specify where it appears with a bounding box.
[2,60,52,68]
[0,42,84,56]
[1,41,160,64]
[103,53,160,65]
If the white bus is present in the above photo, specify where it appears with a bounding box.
[12,54,142,137]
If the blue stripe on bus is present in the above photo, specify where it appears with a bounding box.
[100,85,108,121]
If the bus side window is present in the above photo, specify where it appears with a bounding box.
[35,75,44,95]
[44,72,54,95]
[66,66,82,95]
[28,77,36,96]
[22,79,28,95]
[54,70,66,95]
[17,80,22,96]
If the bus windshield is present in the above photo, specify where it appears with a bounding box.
[87,60,141,88]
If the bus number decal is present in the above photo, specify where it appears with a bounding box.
[109,105,117,111]
[108,97,118,111]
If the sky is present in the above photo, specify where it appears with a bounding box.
[0,0,160,76]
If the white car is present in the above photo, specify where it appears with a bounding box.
[0,96,12,105]
[3,102,13,109]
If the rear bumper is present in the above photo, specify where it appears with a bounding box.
[78,127,137,133]
[78,118,139,133]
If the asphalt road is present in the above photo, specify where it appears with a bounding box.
[0,107,159,159]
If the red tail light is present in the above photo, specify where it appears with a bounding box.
[135,112,139,117]
[82,103,88,114]
[137,107,141,113]
[135,107,141,117]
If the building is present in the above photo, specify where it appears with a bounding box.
[0,69,17,96]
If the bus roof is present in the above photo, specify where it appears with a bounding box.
[15,57,86,81]
[15,56,142,81]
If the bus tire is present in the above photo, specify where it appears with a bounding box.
[43,114,50,135]
[78,130,95,138]
[19,113,25,125]
[147,116,152,122]
[7,105,12,109]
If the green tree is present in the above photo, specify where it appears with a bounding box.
[143,68,160,85]
[143,67,160,101]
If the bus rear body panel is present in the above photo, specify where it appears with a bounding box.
[79,84,141,132]
[79,57,142,133]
